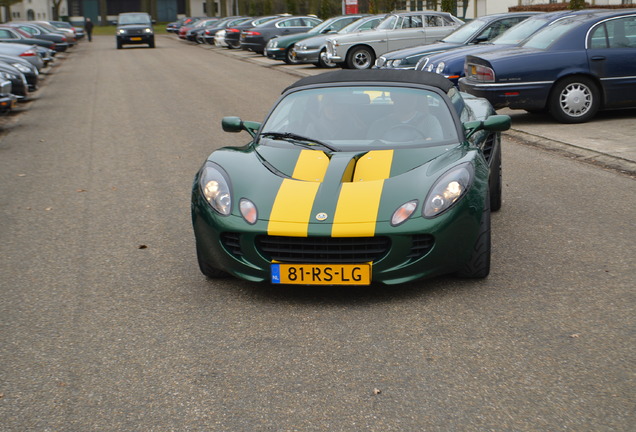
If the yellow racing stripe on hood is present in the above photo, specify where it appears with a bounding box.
[268,179,319,237]
[292,150,329,182]
[332,150,394,237]
[268,150,327,237]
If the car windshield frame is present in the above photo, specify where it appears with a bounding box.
[259,84,460,152]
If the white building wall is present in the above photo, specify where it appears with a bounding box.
[3,0,69,22]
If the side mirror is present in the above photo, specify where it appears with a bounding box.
[463,115,510,139]
[221,116,261,137]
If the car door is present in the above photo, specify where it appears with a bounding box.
[587,15,636,109]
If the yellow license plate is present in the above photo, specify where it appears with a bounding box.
[131,37,142,41]
[271,263,371,285]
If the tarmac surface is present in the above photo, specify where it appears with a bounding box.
[201,41,636,178]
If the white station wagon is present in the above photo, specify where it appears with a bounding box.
[325,10,463,69]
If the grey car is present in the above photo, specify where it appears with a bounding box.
[325,10,463,69]
[292,14,384,68]
[0,42,45,71]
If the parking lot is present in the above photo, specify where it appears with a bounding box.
[0,35,634,431]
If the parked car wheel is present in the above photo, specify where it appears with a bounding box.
[346,46,375,70]
[457,194,491,278]
[284,47,299,65]
[227,40,240,49]
[318,49,336,68]
[549,76,600,123]
[149,37,155,48]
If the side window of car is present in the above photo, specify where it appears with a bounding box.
[425,15,444,27]
[0,29,12,38]
[480,17,526,40]
[607,16,635,48]
[301,18,320,28]
[589,24,609,49]
[399,15,423,29]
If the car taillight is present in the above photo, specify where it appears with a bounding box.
[226,28,239,33]
[244,31,260,36]
[61,36,67,42]
[466,63,495,82]
[20,51,36,57]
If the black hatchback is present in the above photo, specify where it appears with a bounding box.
[116,12,154,49]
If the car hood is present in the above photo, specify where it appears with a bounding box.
[208,143,470,229]
[425,43,507,64]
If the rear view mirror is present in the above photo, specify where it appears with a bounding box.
[222,116,261,137]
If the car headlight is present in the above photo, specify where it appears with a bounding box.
[117,29,126,35]
[268,39,277,48]
[295,43,306,50]
[391,59,402,68]
[239,198,258,224]
[423,163,474,218]
[435,62,446,74]
[144,28,153,34]
[391,200,418,226]
[426,63,435,72]
[12,63,31,73]
[199,163,232,216]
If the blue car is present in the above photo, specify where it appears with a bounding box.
[375,12,539,70]
[417,10,600,85]
[459,10,636,123]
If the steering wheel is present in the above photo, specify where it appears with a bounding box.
[381,124,428,142]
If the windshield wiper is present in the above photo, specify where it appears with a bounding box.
[260,131,337,152]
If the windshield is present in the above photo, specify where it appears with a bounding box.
[260,86,457,151]
[118,14,151,26]
[341,16,382,33]
[377,15,397,30]
[522,18,579,49]
[492,16,552,45]
[442,18,486,44]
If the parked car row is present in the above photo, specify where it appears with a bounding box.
[0,20,82,114]
[172,9,636,123]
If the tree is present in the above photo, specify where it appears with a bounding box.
[569,0,586,10]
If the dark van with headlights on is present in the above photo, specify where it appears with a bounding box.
[116,12,154,49]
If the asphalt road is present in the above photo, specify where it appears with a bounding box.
[0,35,634,431]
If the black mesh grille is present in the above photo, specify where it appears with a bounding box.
[256,235,390,264]
[407,234,435,258]
[221,232,242,256]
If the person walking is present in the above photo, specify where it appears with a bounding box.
[85,17,94,42]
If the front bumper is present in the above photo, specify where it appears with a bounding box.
[192,182,488,285]
[292,47,321,63]
[117,34,154,45]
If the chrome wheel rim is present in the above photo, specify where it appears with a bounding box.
[559,83,592,117]
[353,51,371,69]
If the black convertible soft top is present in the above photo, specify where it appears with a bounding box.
[284,69,455,93]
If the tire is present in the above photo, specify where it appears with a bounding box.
[317,49,337,68]
[457,194,491,279]
[116,40,122,49]
[346,46,375,70]
[284,47,299,65]
[489,140,502,212]
[196,243,229,279]
[549,76,600,123]
[228,40,240,49]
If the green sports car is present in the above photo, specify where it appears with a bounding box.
[192,70,510,285]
